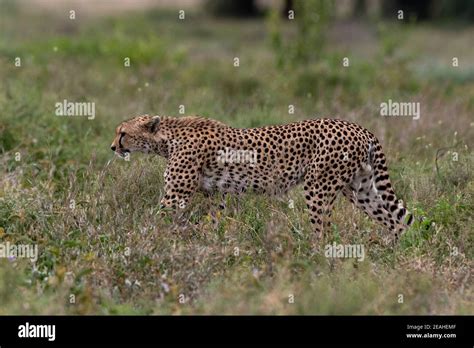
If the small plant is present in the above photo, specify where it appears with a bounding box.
[268,0,334,68]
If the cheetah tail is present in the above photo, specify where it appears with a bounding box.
[370,141,414,230]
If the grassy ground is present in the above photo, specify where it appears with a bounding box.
[0,3,472,314]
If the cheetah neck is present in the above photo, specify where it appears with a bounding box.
[160,116,227,129]
[153,116,228,159]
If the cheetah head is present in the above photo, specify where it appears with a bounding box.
[110,115,167,158]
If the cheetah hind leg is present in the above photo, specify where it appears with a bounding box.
[303,169,342,242]
[342,163,413,242]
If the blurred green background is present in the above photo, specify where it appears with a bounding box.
[0,0,472,314]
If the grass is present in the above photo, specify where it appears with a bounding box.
[0,3,472,315]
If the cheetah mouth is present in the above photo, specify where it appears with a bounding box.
[116,149,130,158]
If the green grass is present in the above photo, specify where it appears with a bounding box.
[0,3,472,314]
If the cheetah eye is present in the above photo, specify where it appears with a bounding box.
[119,132,126,148]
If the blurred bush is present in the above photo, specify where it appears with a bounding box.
[268,0,334,68]
[204,0,260,17]
[435,0,474,20]
[381,0,474,21]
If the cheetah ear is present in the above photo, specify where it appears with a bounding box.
[145,116,160,133]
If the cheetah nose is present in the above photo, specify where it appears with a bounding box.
[111,145,116,151]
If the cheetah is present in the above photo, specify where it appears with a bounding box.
[110,115,413,240]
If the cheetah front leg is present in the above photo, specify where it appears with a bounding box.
[303,165,341,241]
[160,157,201,212]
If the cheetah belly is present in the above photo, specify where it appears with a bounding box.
[200,167,253,194]
[200,163,306,195]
